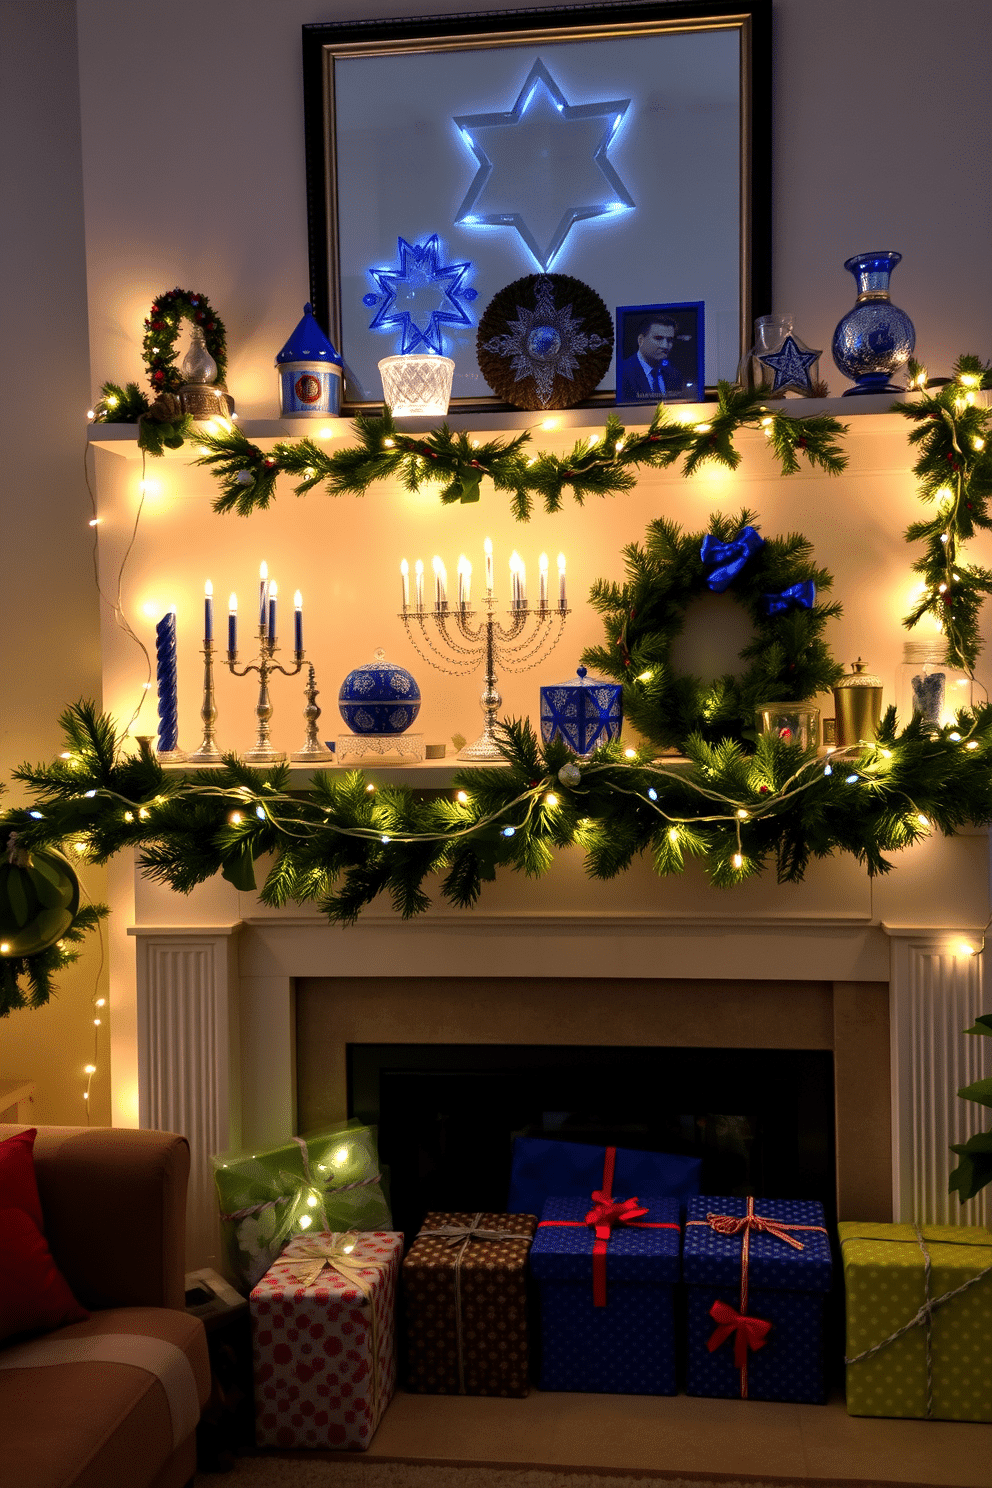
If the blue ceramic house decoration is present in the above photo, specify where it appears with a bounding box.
[276,303,343,416]
[338,649,421,735]
[540,667,622,756]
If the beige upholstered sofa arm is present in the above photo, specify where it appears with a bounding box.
[0,1125,190,1312]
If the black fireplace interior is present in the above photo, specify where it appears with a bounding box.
[347,1043,836,1245]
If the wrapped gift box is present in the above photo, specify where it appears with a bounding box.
[684,1196,832,1404]
[251,1229,402,1450]
[508,1136,700,1218]
[212,1122,391,1292]
[530,1194,681,1394]
[402,1211,537,1396]
[839,1222,992,1421]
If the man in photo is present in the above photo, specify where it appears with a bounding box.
[619,313,686,401]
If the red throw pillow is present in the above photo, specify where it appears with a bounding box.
[0,1129,88,1342]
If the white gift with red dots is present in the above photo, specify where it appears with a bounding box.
[250,1230,402,1449]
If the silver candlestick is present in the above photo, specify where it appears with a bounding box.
[227,621,304,763]
[292,664,333,762]
[186,640,224,763]
[400,590,568,761]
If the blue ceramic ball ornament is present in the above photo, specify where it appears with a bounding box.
[338,649,421,735]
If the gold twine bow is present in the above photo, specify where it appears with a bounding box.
[276,1231,394,1418]
[418,1213,528,1395]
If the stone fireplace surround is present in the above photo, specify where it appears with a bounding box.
[127,823,991,1270]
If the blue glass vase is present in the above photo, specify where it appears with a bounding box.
[831,252,915,396]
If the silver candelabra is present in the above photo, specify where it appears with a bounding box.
[226,621,306,763]
[399,582,568,761]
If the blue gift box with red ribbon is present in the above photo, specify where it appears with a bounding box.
[530,1178,681,1395]
[683,1195,832,1404]
[508,1136,700,1218]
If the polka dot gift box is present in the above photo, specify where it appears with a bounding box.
[683,1195,832,1404]
[250,1229,402,1450]
[530,1191,681,1395]
[839,1222,992,1421]
[402,1211,537,1396]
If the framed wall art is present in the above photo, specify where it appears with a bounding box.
[303,1,771,412]
[615,300,705,405]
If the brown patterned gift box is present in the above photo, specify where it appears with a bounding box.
[402,1211,537,1396]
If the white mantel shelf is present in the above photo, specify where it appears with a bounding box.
[86,391,927,454]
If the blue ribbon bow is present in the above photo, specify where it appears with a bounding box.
[761,581,816,617]
[699,526,765,592]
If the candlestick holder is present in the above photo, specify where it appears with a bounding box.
[186,640,224,763]
[227,623,305,762]
[400,592,568,761]
[291,664,334,763]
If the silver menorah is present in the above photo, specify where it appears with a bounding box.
[399,549,569,760]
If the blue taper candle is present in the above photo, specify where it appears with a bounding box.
[268,580,277,644]
[155,609,179,752]
[204,580,214,642]
[294,590,303,657]
[228,593,237,655]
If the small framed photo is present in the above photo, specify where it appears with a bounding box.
[615,302,705,406]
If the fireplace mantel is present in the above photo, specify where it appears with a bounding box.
[124,822,991,1267]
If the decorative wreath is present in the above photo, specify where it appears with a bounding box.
[581,510,847,752]
[142,287,228,395]
[477,273,613,410]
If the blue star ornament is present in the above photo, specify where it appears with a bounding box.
[364,235,478,355]
[454,60,633,270]
[758,334,821,395]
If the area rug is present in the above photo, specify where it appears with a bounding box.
[193,1460,834,1488]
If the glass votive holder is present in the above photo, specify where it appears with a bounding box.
[754,700,820,751]
[378,354,455,417]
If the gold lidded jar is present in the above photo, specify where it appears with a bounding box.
[832,658,882,745]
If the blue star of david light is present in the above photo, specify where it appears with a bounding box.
[363,235,478,355]
[453,60,633,270]
[758,334,821,395]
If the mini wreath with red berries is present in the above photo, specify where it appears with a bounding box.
[142,288,228,395]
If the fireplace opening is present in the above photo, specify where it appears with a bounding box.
[347,1043,835,1244]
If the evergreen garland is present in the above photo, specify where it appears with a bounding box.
[898,355,992,672]
[581,511,845,752]
[4,700,992,1004]
[196,382,849,520]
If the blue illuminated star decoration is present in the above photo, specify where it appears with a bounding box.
[758,334,821,395]
[362,234,478,354]
[453,59,634,270]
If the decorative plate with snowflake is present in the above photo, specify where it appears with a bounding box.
[477,273,614,410]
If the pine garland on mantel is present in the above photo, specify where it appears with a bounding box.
[3,698,992,1014]
[195,382,849,520]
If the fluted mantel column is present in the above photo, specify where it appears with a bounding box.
[885,927,989,1227]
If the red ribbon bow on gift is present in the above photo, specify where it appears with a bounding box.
[707,1299,773,1369]
[584,1194,650,1308]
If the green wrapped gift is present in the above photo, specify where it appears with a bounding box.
[212,1121,391,1293]
[839,1221,992,1421]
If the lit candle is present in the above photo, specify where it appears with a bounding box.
[228,593,237,655]
[258,561,269,629]
[539,552,549,611]
[433,555,447,609]
[484,537,494,594]
[415,559,424,611]
[462,556,472,609]
[155,607,179,753]
[400,559,410,611]
[294,590,303,658]
[204,580,214,643]
[457,556,469,609]
[518,556,526,608]
[558,552,567,611]
[267,579,278,643]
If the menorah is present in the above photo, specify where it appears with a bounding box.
[399,541,569,761]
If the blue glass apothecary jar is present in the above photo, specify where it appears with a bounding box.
[338,648,421,735]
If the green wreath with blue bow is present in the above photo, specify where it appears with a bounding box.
[582,510,847,753]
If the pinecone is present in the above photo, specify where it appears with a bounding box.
[144,391,183,423]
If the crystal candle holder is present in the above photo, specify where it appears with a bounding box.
[378,354,455,417]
